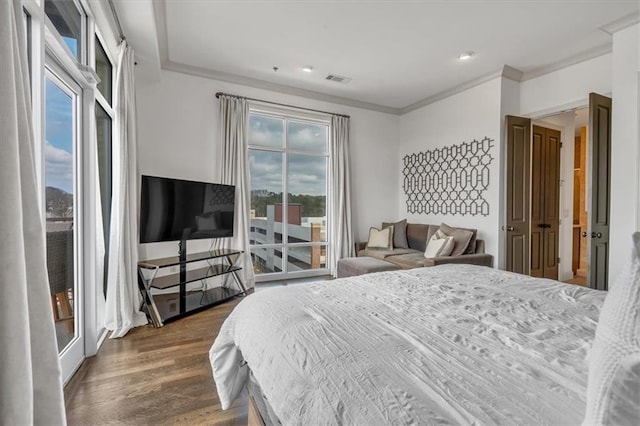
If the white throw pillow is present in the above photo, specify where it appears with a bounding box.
[583,232,640,426]
[424,236,455,258]
[367,226,393,249]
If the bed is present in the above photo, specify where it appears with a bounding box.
[209,264,607,425]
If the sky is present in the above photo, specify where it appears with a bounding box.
[45,77,74,194]
[248,114,328,196]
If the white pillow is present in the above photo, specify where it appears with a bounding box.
[583,232,640,426]
[367,227,393,249]
[424,236,455,258]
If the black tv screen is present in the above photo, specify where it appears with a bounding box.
[139,175,235,243]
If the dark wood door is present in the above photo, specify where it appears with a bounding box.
[505,116,531,275]
[588,93,612,290]
[530,125,561,279]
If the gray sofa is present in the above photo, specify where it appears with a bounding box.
[356,222,493,269]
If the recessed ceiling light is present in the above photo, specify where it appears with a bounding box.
[302,65,314,73]
[458,51,475,61]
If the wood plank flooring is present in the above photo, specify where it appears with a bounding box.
[65,296,247,425]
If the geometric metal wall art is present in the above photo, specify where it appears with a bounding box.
[402,137,494,216]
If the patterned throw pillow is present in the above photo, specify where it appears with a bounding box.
[583,232,640,425]
[367,226,394,249]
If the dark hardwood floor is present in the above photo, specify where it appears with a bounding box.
[65,296,247,425]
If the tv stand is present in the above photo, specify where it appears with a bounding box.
[137,248,246,327]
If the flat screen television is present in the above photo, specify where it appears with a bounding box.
[139,175,235,243]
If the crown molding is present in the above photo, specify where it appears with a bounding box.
[502,65,524,82]
[399,67,512,115]
[520,44,612,81]
[600,11,640,35]
[153,0,169,63]
[162,60,402,115]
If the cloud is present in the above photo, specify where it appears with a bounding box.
[288,122,327,151]
[45,141,73,194]
[248,114,283,147]
[248,115,328,196]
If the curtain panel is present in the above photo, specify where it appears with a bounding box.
[214,95,256,288]
[329,115,355,275]
[104,41,147,338]
[0,0,66,423]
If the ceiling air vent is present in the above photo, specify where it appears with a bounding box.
[325,74,352,84]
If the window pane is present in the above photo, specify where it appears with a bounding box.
[45,0,82,60]
[45,76,76,352]
[251,247,282,275]
[248,114,284,147]
[287,154,327,243]
[249,150,283,245]
[96,103,112,296]
[95,37,112,104]
[288,246,326,272]
[287,121,328,152]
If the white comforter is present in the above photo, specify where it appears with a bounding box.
[210,265,605,425]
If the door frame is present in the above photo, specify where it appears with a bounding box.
[502,94,612,286]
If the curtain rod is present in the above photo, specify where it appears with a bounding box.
[107,0,126,42]
[215,92,350,118]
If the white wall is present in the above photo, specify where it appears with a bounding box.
[135,69,400,263]
[520,53,612,117]
[398,78,503,261]
[498,77,522,269]
[609,23,640,283]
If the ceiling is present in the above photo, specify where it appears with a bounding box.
[116,0,639,113]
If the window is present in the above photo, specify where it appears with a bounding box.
[44,0,83,61]
[248,112,329,279]
[95,36,112,104]
[94,35,114,296]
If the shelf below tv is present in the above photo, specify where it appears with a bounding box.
[137,248,246,327]
[153,287,244,324]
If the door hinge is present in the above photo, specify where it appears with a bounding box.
[558,257,561,263]
[560,142,563,148]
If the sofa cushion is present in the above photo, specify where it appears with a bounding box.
[440,223,475,256]
[406,223,430,252]
[367,226,393,249]
[337,256,400,278]
[358,247,416,260]
[385,252,427,269]
[382,219,409,249]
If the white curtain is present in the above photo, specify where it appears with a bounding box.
[214,95,256,289]
[0,0,66,423]
[104,41,147,338]
[329,115,355,275]
[93,108,106,335]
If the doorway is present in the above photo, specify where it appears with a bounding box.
[570,116,588,286]
[504,93,612,290]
